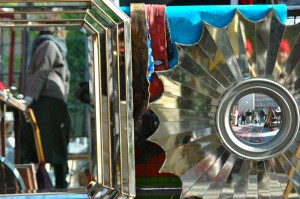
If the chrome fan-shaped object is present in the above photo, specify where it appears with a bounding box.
[148,8,300,198]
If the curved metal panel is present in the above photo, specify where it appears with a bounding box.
[148,8,300,198]
[0,1,134,198]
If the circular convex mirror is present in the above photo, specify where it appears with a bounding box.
[216,78,299,160]
[230,93,282,145]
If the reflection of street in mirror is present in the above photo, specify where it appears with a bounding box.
[232,122,280,144]
[231,93,282,144]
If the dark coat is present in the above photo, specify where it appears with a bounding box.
[21,97,70,164]
[21,35,71,165]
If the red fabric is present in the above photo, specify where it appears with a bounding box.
[246,39,253,55]
[149,73,164,102]
[280,38,291,54]
[0,81,7,90]
[146,4,168,71]
[239,0,254,4]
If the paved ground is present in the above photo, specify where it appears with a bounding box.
[232,123,280,144]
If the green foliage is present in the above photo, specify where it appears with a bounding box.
[66,32,87,104]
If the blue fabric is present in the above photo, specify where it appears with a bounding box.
[146,20,155,81]
[121,4,287,68]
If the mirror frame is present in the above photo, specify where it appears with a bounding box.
[0,1,134,198]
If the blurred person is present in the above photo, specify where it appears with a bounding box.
[231,105,240,126]
[20,27,71,189]
[259,108,265,125]
[241,111,246,124]
[245,38,257,77]
[245,109,252,124]
[274,38,290,79]
[253,111,259,123]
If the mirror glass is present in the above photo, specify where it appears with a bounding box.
[0,1,134,198]
[231,93,282,144]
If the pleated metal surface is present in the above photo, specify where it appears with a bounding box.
[148,8,300,198]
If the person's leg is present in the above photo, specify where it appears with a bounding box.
[53,163,68,189]
[20,117,38,164]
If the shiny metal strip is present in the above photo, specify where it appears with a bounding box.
[283,146,300,198]
[218,158,243,198]
[180,145,226,198]
[91,2,125,190]
[85,12,108,33]
[113,19,134,195]
[149,93,218,112]
[265,10,285,78]
[246,160,258,198]
[150,127,217,151]
[282,32,300,86]
[122,19,135,196]
[92,0,123,24]
[117,23,125,195]
[202,154,237,199]
[149,107,215,122]
[81,23,97,35]
[237,11,257,78]
[151,120,216,141]
[108,25,120,191]
[232,160,250,199]
[163,133,220,165]
[92,2,133,195]
[95,0,129,23]
[84,14,114,192]
[163,141,223,175]
[176,43,231,89]
[284,144,300,173]
[157,68,224,99]
[88,9,115,28]
[271,157,294,198]
[272,24,300,81]
[82,16,107,199]
[276,155,300,197]
[205,23,243,82]
[177,44,230,90]
[281,25,300,71]
[255,9,272,77]
[227,10,250,79]
[291,134,300,150]
[85,18,103,182]
[86,10,114,190]
[257,161,271,198]
[93,32,103,189]
[200,23,237,85]
[182,150,229,198]
[148,115,217,138]
[266,159,284,198]
[159,74,220,105]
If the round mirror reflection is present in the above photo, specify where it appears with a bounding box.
[231,93,282,144]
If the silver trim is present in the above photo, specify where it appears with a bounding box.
[216,78,299,160]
